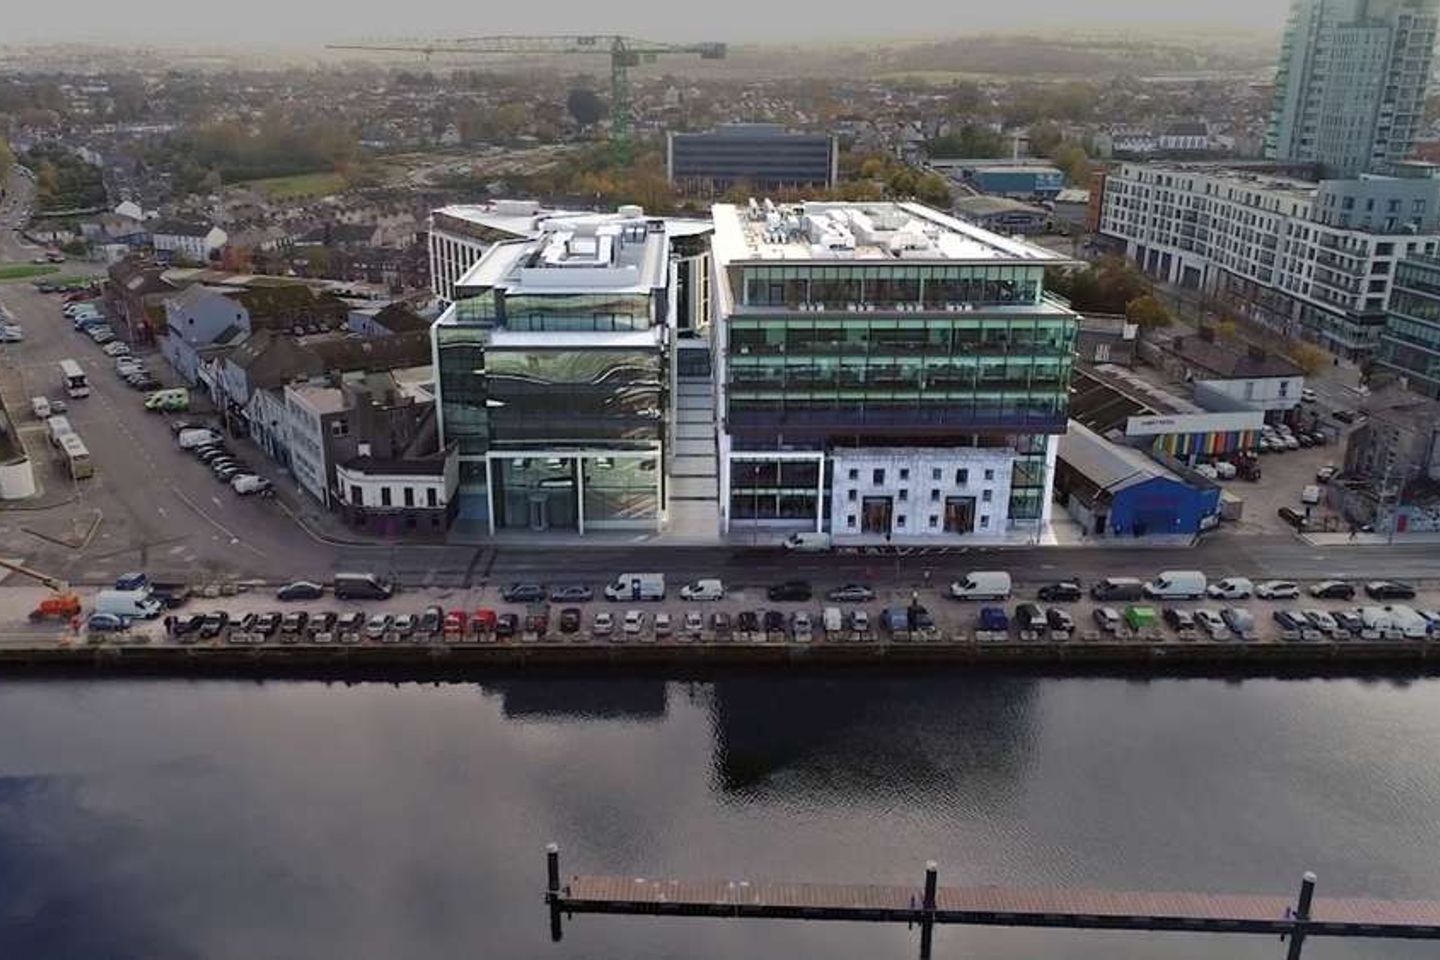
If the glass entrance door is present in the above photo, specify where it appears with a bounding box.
[861,496,893,535]
[528,493,549,532]
[944,496,976,534]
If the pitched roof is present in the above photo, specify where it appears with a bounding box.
[1058,420,1182,493]
[1166,334,1303,380]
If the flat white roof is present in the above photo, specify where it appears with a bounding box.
[711,201,1071,267]
[454,217,669,295]
[435,201,713,241]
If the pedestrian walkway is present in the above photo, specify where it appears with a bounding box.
[1303,530,1440,547]
[668,366,721,540]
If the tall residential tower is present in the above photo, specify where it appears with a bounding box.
[1265,0,1438,177]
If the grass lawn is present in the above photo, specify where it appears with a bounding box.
[240,171,347,199]
[0,263,59,283]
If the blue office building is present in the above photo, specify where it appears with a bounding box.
[971,166,1065,200]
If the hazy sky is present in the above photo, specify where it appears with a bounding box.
[6,0,1293,46]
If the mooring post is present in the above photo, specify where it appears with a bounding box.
[1286,871,1316,960]
[919,860,938,960]
[547,843,564,943]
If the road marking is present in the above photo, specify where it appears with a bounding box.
[169,483,263,557]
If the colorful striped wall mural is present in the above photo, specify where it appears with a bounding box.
[1151,430,1257,459]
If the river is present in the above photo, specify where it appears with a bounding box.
[0,674,1437,959]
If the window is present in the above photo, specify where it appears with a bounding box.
[847,514,856,528]
[983,469,994,481]
[330,419,349,437]
[847,468,858,481]
[897,515,906,528]
[847,489,857,502]
[930,489,940,503]
[404,486,415,507]
[380,486,392,507]
[931,468,942,481]
[873,468,885,485]
[980,515,990,528]
[899,489,909,502]
[899,468,910,481]
[928,515,938,528]
[350,484,362,506]
[982,490,993,503]
[955,468,969,485]
[426,487,438,508]
[1279,381,1289,397]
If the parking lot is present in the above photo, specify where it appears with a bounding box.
[41,569,1440,651]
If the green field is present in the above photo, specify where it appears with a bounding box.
[0,263,58,283]
[239,171,347,199]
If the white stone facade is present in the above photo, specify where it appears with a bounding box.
[828,448,1016,539]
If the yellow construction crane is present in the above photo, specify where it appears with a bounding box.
[328,35,726,164]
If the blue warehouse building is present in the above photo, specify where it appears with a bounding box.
[1054,422,1220,537]
[970,165,1065,200]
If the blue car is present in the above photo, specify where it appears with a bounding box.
[979,606,1010,632]
[87,613,128,632]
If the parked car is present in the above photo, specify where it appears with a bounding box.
[420,606,443,634]
[736,611,760,634]
[763,610,785,634]
[1277,506,1307,529]
[1332,610,1364,635]
[1045,607,1074,634]
[827,583,876,603]
[501,582,546,603]
[280,611,309,635]
[1300,485,1322,506]
[1273,610,1309,632]
[1365,580,1416,600]
[1163,607,1196,631]
[1195,609,1227,638]
[364,613,394,639]
[1207,577,1254,600]
[232,475,273,496]
[496,613,519,638]
[277,580,324,601]
[253,612,282,636]
[198,611,230,638]
[683,611,704,635]
[559,607,582,633]
[1220,607,1255,638]
[851,610,870,633]
[336,611,365,634]
[1037,580,1082,602]
[549,584,593,603]
[711,612,732,637]
[1303,609,1339,636]
[679,578,725,601]
[307,612,338,636]
[1316,465,1338,484]
[767,580,813,602]
[1309,580,1355,600]
[623,610,645,635]
[1014,603,1047,633]
[1255,580,1300,600]
[1092,606,1122,633]
[88,612,128,633]
[592,611,614,637]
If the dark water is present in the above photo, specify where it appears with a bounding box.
[1,674,1438,960]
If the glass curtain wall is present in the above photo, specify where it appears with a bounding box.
[436,324,490,455]
[741,265,1044,308]
[729,459,821,521]
[486,349,664,444]
[583,457,660,525]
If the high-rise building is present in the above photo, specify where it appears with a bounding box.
[1376,255,1440,395]
[711,201,1078,541]
[431,207,712,534]
[1266,0,1439,177]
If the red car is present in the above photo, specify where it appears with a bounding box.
[443,609,468,636]
[472,608,497,634]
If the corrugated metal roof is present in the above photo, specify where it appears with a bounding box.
[1058,420,1180,492]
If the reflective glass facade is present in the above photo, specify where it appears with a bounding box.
[740,263,1043,309]
[1378,257,1440,398]
[486,349,664,445]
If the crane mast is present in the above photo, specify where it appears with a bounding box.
[328,35,726,164]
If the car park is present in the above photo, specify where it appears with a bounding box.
[549,584,593,603]
[1255,580,1300,600]
[277,581,324,601]
[1365,580,1416,600]
[500,582,546,603]
[1037,581,1082,602]
[1092,607,1122,633]
[1207,577,1254,600]
[1309,580,1355,600]
[767,580,813,602]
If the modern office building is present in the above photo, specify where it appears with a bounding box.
[432,207,716,535]
[710,200,1079,541]
[1377,254,1440,396]
[667,125,838,195]
[1265,0,1439,176]
[1098,161,1440,359]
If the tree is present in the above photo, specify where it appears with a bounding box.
[566,88,605,128]
[0,136,12,182]
[914,172,953,209]
[1028,122,1063,157]
[1288,341,1331,376]
[1125,294,1171,331]
[1051,143,1091,186]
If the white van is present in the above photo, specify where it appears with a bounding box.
[604,572,665,602]
[92,589,163,621]
[1143,570,1207,600]
[30,396,51,419]
[782,532,831,552]
[948,571,1012,600]
[46,415,74,446]
[1386,605,1428,639]
[178,428,223,450]
[1206,576,1254,600]
[823,606,843,636]
[679,578,724,601]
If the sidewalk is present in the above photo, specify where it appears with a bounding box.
[1302,530,1440,547]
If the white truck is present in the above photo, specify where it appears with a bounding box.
[948,571,1012,600]
[603,572,666,602]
